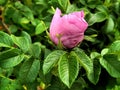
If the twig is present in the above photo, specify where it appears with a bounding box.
[0,7,11,34]
[1,17,11,34]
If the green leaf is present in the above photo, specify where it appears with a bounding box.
[9,25,18,33]
[21,31,32,44]
[12,9,22,23]
[68,77,87,90]
[19,58,40,83]
[108,40,120,54]
[35,21,47,35]
[11,31,31,52]
[90,52,100,60]
[105,17,114,33]
[90,52,101,84]
[0,77,23,90]
[35,0,47,5]
[92,58,101,84]
[0,49,24,68]
[114,2,120,15]
[96,5,109,15]
[101,48,109,56]
[29,42,41,58]
[43,50,66,74]
[58,52,79,88]
[0,77,11,89]
[23,0,32,6]
[104,0,110,4]
[0,0,7,5]
[79,0,86,5]
[46,76,66,90]
[19,17,30,24]
[0,31,13,48]
[87,1,99,9]
[100,54,120,78]
[73,48,95,84]
[88,12,107,26]
[112,85,120,90]
[84,35,96,42]
[66,4,78,13]
[96,5,109,14]
[15,1,34,21]
[58,0,70,11]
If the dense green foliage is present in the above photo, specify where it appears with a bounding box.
[0,0,120,90]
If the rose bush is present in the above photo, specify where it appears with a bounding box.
[50,8,88,48]
[0,0,120,90]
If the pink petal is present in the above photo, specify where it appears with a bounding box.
[61,13,88,33]
[70,11,84,18]
[61,32,84,48]
[50,8,62,44]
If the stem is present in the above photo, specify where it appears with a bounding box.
[0,6,11,34]
[1,19,11,34]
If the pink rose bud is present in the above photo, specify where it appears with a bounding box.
[50,8,88,48]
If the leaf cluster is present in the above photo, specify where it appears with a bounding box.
[0,0,120,90]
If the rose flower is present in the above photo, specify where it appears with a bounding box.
[50,8,88,48]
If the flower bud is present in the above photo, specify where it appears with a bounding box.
[50,8,88,48]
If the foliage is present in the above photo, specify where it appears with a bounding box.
[0,0,120,90]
